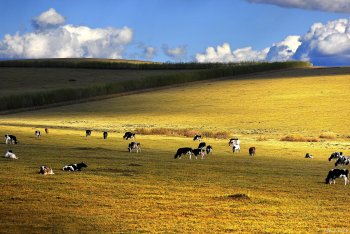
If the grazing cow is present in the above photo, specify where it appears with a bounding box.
[174,147,193,159]
[206,145,213,154]
[198,142,206,149]
[249,147,256,156]
[328,152,342,161]
[325,169,349,185]
[103,131,108,139]
[229,138,240,153]
[123,132,135,140]
[5,134,17,144]
[304,153,313,159]
[4,150,17,159]
[35,130,41,138]
[62,162,88,171]
[86,130,92,137]
[193,135,202,141]
[39,166,54,175]
[45,128,49,134]
[192,148,205,159]
[335,156,350,167]
[128,142,141,153]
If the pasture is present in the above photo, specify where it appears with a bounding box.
[0,66,350,233]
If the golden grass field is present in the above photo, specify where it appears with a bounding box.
[0,66,350,233]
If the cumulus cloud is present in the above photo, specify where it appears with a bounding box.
[32,8,65,30]
[0,8,133,59]
[293,18,350,66]
[195,42,268,63]
[266,35,301,61]
[246,0,350,13]
[196,18,350,66]
[163,45,187,60]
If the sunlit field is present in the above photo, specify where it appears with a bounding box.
[0,67,350,233]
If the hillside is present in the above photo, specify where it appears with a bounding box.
[0,59,310,111]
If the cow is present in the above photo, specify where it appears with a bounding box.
[229,138,240,153]
[39,166,54,175]
[174,147,193,159]
[249,147,256,156]
[206,145,213,154]
[103,131,108,139]
[63,162,88,171]
[35,130,41,138]
[325,169,349,185]
[198,142,206,149]
[335,156,350,167]
[328,152,342,161]
[123,132,135,140]
[4,150,18,159]
[86,130,92,137]
[193,135,202,141]
[192,148,205,159]
[304,153,313,159]
[45,128,49,134]
[128,142,141,153]
[5,134,17,144]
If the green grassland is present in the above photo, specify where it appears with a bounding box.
[0,65,350,233]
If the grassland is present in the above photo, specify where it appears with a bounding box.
[0,65,350,233]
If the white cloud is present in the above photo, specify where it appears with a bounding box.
[32,8,65,30]
[247,0,350,13]
[266,35,301,61]
[163,45,187,60]
[0,9,133,59]
[195,42,268,63]
[293,18,350,65]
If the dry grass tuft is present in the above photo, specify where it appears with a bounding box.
[319,131,337,139]
[280,134,319,142]
[227,193,251,200]
[135,128,230,139]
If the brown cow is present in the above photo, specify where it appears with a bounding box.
[249,147,256,156]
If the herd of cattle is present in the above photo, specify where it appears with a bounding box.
[3,130,350,184]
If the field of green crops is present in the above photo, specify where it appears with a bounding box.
[0,64,349,233]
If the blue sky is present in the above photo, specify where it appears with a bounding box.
[0,0,349,65]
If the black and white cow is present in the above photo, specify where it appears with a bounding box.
[193,135,202,141]
[249,147,256,156]
[198,142,206,149]
[5,134,17,144]
[62,162,88,171]
[206,145,213,154]
[103,131,108,139]
[174,147,193,159]
[335,156,350,167]
[304,153,313,159]
[86,130,92,137]
[35,130,41,138]
[123,132,135,140]
[39,166,54,175]
[325,169,349,185]
[128,142,141,153]
[192,148,205,159]
[4,150,18,159]
[328,152,342,161]
[229,138,240,153]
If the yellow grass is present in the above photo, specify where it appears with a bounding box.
[0,67,350,233]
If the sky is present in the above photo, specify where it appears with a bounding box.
[0,0,350,66]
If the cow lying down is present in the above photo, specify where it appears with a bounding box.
[4,150,18,159]
[39,166,54,175]
[63,162,88,171]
